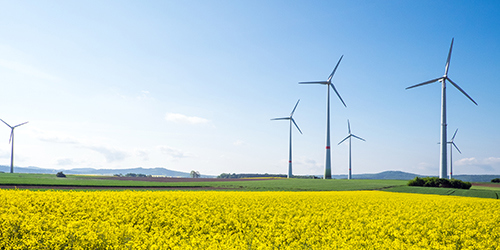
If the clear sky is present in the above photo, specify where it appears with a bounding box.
[0,1,499,176]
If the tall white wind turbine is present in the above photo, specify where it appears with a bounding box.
[271,99,302,178]
[0,119,28,173]
[448,128,461,179]
[338,120,365,180]
[406,38,477,178]
[300,55,346,179]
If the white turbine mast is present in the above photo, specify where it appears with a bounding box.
[406,38,477,178]
[299,55,347,179]
[338,120,365,180]
[0,119,29,174]
[271,99,302,178]
[448,128,461,179]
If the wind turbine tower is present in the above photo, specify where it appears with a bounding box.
[0,119,28,173]
[300,55,347,179]
[406,38,477,178]
[448,129,461,179]
[338,120,365,180]
[271,99,302,178]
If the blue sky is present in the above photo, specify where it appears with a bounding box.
[0,1,499,176]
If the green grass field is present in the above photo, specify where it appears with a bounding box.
[0,173,215,187]
[213,178,407,191]
[383,185,500,199]
[1,173,499,199]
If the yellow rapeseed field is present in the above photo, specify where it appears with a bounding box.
[0,190,498,249]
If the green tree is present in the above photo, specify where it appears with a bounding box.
[190,170,200,178]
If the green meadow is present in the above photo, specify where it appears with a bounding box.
[1,173,499,199]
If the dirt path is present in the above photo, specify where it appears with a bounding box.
[472,183,500,188]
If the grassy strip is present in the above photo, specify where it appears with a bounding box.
[0,173,213,187]
[382,186,500,199]
[210,179,408,191]
[471,184,500,191]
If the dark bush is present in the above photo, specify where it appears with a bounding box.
[56,171,66,178]
[492,178,500,183]
[437,178,451,188]
[408,177,471,189]
[408,177,425,186]
[423,177,438,187]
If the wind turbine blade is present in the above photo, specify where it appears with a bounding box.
[406,77,442,90]
[338,135,350,145]
[327,55,344,82]
[298,81,329,85]
[330,83,347,107]
[444,38,454,76]
[290,99,300,116]
[271,117,290,121]
[351,134,366,141]
[9,131,13,144]
[13,121,29,128]
[0,119,12,128]
[347,119,351,134]
[291,119,302,134]
[451,128,458,141]
[452,142,462,154]
[447,77,478,105]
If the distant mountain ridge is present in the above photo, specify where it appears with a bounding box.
[0,166,499,182]
[0,165,212,178]
[331,171,424,180]
[332,171,500,182]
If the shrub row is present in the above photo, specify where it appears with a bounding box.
[408,177,471,189]
[492,178,500,183]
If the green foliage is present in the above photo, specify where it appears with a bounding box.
[56,171,66,178]
[492,178,500,183]
[124,173,150,177]
[408,177,471,189]
[190,170,200,178]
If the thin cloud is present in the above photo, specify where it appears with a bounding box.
[158,145,190,159]
[165,113,209,125]
[294,157,323,173]
[0,59,59,82]
[137,90,155,101]
[455,157,500,173]
[34,129,130,164]
[57,158,74,166]
[135,149,150,161]
[0,149,9,159]
[85,146,129,163]
[233,140,245,146]
[38,134,80,144]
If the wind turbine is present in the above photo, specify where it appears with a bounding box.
[0,119,28,173]
[271,99,302,178]
[300,55,346,179]
[448,128,461,179]
[406,38,477,178]
[338,120,365,180]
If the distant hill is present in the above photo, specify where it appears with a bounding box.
[331,171,500,182]
[1,166,499,182]
[332,171,425,180]
[0,165,213,178]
